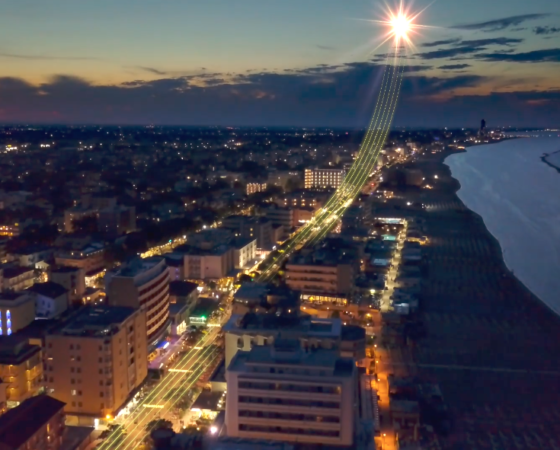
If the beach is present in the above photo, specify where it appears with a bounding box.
[390,147,560,448]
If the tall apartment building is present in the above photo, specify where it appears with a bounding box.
[0,395,66,450]
[304,168,345,190]
[45,306,148,419]
[182,246,234,280]
[226,340,358,447]
[223,313,365,368]
[105,257,170,345]
[0,335,43,407]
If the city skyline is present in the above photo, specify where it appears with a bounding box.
[0,0,559,126]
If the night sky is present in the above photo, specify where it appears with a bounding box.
[1,0,559,127]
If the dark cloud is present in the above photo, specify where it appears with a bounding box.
[458,38,522,47]
[476,48,560,63]
[534,26,560,35]
[416,37,522,60]
[0,61,557,127]
[135,66,168,76]
[421,39,462,48]
[450,14,547,32]
[0,52,98,61]
[316,45,336,51]
[417,46,484,60]
[439,64,471,70]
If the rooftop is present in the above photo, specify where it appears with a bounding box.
[51,265,81,274]
[224,313,342,338]
[28,281,68,299]
[0,395,65,449]
[113,256,164,278]
[169,280,199,298]
[229,343,355,377]
[52,306,138,338]
[1,266,33,279]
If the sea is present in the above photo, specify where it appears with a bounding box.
[445,133,560,316]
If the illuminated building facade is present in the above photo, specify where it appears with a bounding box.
[304,168,345,189]
[45,306,147,419]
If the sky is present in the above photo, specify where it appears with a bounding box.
[0,0,559,127]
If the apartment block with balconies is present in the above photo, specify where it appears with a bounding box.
[44,306,147,419]
[105,257,170,345]
[0,335,43,408]
[226,340,358,447]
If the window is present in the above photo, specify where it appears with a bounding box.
[69,344,74,350]
[78,390,82,396]
[100,392,104,397]
[71,390,77,396]
[78,402,82,407]
[70,368,75,373]
[100,381,104,386]
[70,379,75,385]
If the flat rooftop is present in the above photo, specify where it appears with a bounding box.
[52,306,137,337]
[229,344,355,377]
[224,313,342,338]
[113,256,163,278]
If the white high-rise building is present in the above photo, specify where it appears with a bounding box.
[226,340,358,447]
[304,168,345,189]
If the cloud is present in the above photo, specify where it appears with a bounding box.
[135,66,168,76]
[416,37,523,60]
[533,26,560,35]
[417,46,484,60]
[0,61,557,127]
[476,48,560,63]
[316,45,336,51]
[458,38,522,47]
[451,14,547,32]
[0,52,98,61]
[421,39,462,48]
[439,64,471,70]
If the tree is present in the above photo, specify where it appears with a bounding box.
[145,419,173,433]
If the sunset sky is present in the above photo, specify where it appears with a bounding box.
[1,0,559,126]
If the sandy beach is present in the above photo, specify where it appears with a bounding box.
[393,149,560,449]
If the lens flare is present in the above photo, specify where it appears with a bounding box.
[390,14,411,39]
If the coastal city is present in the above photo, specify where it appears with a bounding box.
[0,124,528,450]
[1,0,560,448]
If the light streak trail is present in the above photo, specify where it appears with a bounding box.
[115,349,221,450]
[256,51,405,282]
[97,331,219,449]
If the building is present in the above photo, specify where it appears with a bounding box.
[226,340,358,447]
[50,266,86,303]
[246,182,267,196]
[13,245,54,268]
[1,266,35,292]
[28,282,69,319]
[98,205,136,236]
[222,216,273,250]
[304,168,345,189]
[0,292,36,335]
[276,191,329,209]
[232,238,257,269]
[223,313,365,368]
[0,224,20,238]
[285,247,355,298]
[182,245,234,280]
[0,335,43,407]
[45,306,148,419]
[63,206,97,233]
[54,242,106,279]
[0,395,66,450]
[187,229,233,250]
[105,257,170,345]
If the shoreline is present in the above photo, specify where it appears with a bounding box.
[392,146,560,447]
[442,147,560,321]
[541,149,560,173]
